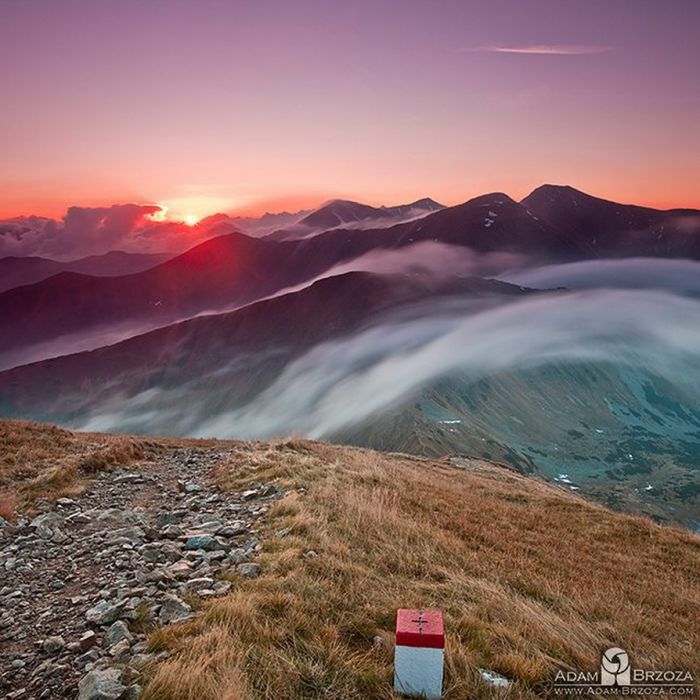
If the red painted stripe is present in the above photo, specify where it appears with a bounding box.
[395,608,444,649]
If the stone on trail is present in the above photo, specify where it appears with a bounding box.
[157,594,193,625]
[86,600,127,625]
[79,630,98,652]
[184,534,220,551]
[106,620,133,646]
[77,668,126,700]
[42,635,65,653]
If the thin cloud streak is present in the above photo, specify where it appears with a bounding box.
[455,44,614,55]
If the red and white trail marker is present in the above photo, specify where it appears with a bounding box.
[394,608,444,699]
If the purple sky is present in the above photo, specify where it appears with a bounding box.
[1,0,699,221]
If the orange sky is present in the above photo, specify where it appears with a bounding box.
[1,1,698,222]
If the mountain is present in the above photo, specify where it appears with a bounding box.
[0,271,531,424]
[522,184,700,258]
[1,261,698,529]
[335,362,700,530]
[5,186,699,371]
[202,209,313,237]
[0,193,566,368]
[266,197,444,240]
[0,232,303,367]
[280,193,580,279]
[2,186,700,532]
[0,251,172,293]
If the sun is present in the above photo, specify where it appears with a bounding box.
[183,214,199,227]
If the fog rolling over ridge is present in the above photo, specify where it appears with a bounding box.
[189,289,700,440]
[74,287,696,439]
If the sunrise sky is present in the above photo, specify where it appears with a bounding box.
[1,0,699,222]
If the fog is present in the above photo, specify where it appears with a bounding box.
[76,288,700,440]
[500,257,700,295]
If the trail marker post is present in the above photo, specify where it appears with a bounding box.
[394,608,444,699]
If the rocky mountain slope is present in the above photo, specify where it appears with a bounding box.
[0,420,698,699]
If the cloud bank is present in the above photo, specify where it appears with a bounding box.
[0,204,230,260]
[500,257,700,295]
[76,288,700,440]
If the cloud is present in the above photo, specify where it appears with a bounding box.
[73,288,700,440]
[455,44,613,56]
[499,257,700,295]
[0,203,231,260]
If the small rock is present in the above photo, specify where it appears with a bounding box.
[303,550,318,560]
[237,563,261,579]
[184,482,202,493]
[129,653,155,670]
[35,523,53,540]
[86,600,127,625]
[79,631,98,652]
[52,527,69,544]
[159,524,183,540]
[78,668,126,700]
[479,669,510,688]
[113,473,144,484]
[184,535,220,551]
[217,522,246,537]
[106,620,133,646]
[123,684,142,700]
[109,638,131,658]
[42,635,65,654]
[212,581,232,596]
[184,577,214,592]
[241,490,258,501]
[56,497,77,507]
[228,548,246,564]
[75,649,100,669]
[167,560,193,580]
[158,594,193,625]
[30,512,64,529]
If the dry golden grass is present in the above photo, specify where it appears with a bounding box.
[141,440,700,700]
[0,419,147,518]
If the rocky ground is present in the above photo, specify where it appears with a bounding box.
[0,445,282,700]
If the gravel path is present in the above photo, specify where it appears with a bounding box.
[0,445,281,699]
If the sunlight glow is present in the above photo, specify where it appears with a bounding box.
[157,195,239,224]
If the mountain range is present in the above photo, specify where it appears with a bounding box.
[1,184,699,530]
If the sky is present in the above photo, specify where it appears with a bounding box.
[1,0,699,224]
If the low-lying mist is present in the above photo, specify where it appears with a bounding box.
[75,287,700,440]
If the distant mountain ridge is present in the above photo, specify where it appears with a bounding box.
[266,197,444,240]
[0,250,172,293]
[2,185,699,371]
[522,184,700,258]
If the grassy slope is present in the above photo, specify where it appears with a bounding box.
[1,421,698,698]
[144,441,699,700]
[0,420,146,518]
